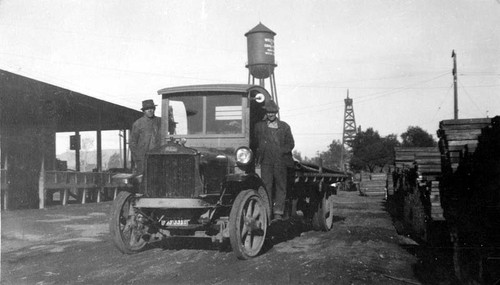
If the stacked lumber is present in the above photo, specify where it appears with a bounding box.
[394,147,421,169]
[438,118,491,174]
[428,180,443,221]
[359,172,387,196]
[470,116,500,247]
[437,116,500,282]
[392,147,443,239]
[437,118,491,222]
[414,149,443,221]
[386,168,395,196]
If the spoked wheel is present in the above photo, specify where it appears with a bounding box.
[229,189,268,260]
[312,185,335,231]
[109,191,147,254]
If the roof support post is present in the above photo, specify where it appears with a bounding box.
[122,129,128,170]
[96,108,102,172]
[97,130,102,172]
[75,131,80,172]
[38,156,45,209]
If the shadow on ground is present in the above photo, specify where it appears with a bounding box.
[382,198,458,285]
[141,215,346,257]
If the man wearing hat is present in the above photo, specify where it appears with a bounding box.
[130,99,162,175]
[254,100,295,221]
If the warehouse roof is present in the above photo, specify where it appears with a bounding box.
[0,70,142,132]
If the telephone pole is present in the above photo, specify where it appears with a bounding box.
[452,50,458,119]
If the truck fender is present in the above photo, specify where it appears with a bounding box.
[225,173,271,221]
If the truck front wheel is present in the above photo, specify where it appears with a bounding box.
[109,191,147,254]
[229,189,268,259]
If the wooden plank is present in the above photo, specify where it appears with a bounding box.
[82,188,87,204]
[417,166,442,172]
[422,174,440,181]
[395,154,415,161]
[39,160,45,209]
[444,132,482,141]
[97,187,102,203]
[414,160,441,167]
[440,117,491,127]
[443,129,482,136]
[394,147,438,152]
[395,162,414,168]
[62,188,69,206]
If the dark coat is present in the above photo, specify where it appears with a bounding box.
[254,119,295,167]
[130,115,162,162]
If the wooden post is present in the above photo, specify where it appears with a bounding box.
[123,129,128,170]
[63,188,69,205]
[38,157,45,209]
[452,50,458,119]
[2,155,9,210]
[97,174,102,203]
[98,187,103,202]
[97,130,102,172]
[75,131,81,172]
[81,174,87,204]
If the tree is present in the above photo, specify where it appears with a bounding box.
[401,126,437,147]
[380,134,400,169]
[350,128,400,172]
[314,140,346,170]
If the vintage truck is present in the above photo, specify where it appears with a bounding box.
[109,84,348,259]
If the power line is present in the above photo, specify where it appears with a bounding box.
[459,80,486,116]
[355,72,450,104]
[278,70,453,89]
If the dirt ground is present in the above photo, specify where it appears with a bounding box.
[1,190,457,285]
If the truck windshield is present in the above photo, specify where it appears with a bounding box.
[168,94,244,135]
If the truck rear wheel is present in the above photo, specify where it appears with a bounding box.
[312,187,334,231]
[109,191,147,254]
[229,189,268,259]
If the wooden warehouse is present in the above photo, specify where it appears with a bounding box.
[0,70,143,209]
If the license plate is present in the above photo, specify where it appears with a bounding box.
[163,219,190,226]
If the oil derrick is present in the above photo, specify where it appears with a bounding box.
[245,23,278,106]
[341,90,357,170]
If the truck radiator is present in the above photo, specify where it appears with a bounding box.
[145,154,200,198]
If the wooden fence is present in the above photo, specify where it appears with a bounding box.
[38,170,131,209]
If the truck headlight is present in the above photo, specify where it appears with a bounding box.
[235,147,253,166]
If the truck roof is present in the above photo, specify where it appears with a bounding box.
[157,84,270,96]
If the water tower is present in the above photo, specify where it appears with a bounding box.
[245,23,278,104]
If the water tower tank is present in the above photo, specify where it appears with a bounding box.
[245,23,277,79]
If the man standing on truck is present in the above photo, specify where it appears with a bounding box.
[254,100,295,221]
[130,99,162,175]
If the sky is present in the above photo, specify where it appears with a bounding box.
[1,0,499,158]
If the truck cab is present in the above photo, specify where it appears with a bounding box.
[110,84,274,260]
[142,84,271,199]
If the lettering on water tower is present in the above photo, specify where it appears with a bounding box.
[264,38,274,56]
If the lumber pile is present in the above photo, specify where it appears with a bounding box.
[392,147,443,239]
[359,172,387,196]
[437,118,491,221]
[437,118,491,173]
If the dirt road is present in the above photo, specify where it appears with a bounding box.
[1,190,455,284]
